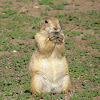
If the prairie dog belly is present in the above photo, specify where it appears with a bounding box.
[36,71,69,93]
[40,57,66,82]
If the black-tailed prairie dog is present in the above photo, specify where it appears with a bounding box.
[29,17,70,94]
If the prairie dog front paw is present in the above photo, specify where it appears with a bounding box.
[56,35,64,43]
[48,34,56,41]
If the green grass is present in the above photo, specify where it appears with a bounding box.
[82,34,95,40]
[2,5,10,9]
[50,4,64,10]
[0,0,100,99]
[34,92,63,100]
[2,9,18,15]
[81,19,100,30]
[75,4,80,6]
[0,36,10,45]
[73,10,100,30]
[16,0,28,2]
[3,0,13,4]
[55,13,79,23]
[71,89,99,99]
[65,9,71,11]
[55,10,100,30]
[38,0,54,5]
[87,10,100,18]
[94,30,100,34]
[87,39,100,51]
[64,29,83,37]
[45,7,51,11]
[65,39,75,50]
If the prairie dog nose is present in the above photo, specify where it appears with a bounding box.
[54,26,58,30]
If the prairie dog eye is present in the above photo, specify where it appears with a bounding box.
[45,20,48,23]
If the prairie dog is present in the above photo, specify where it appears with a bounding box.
[29,17,70,94]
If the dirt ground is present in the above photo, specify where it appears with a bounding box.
[0,0,100,100]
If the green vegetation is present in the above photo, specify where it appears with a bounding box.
[65,39,75,50]
[16,0,27,2]
[45,7,51,11]
[3,0,13,4]
[38,0,54,5]
[65,9,71,11]
[2,9,18,15]
[55,13,79,23]
[87,39,100,51]
[0,0,100,99]
[64,29,83,37]
[71,89,99,99]
[82,34,95,40]
[50,4,64,10]
[34,92,63,99]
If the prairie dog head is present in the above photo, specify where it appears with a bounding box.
[40,17,61,34]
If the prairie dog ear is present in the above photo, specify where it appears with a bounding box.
[39,20,44,30]
[32,23,40,31]
[40,20,44,25]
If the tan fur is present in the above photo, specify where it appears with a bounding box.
[29,17,70,94]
